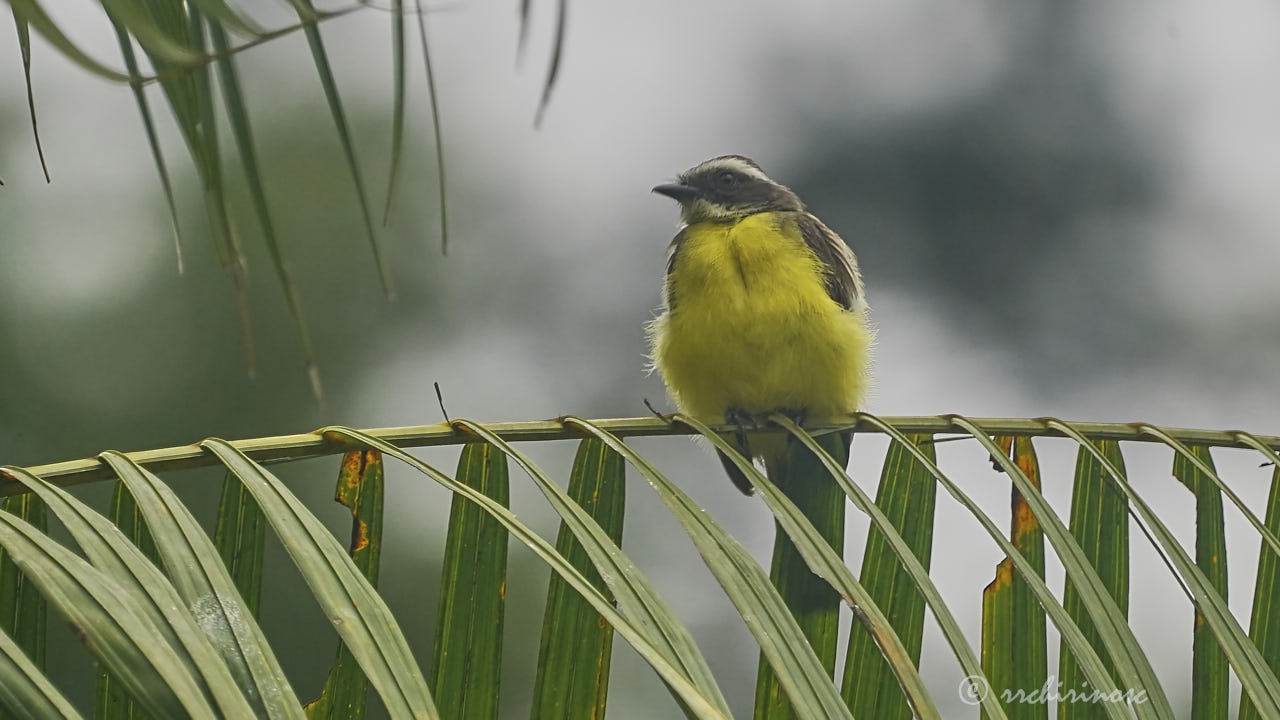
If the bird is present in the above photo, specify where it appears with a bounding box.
[648,155,873,494]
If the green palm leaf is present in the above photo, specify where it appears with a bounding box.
[531,439,625,719]
[1049,420,1280,717]
[1172,445,1228,719]
[568,417,853,720]
[430,444,508,719]
[3,416,1280,718]
[955,418,1176,719]
[0,625,79,720]
[981,436,1047,720]
[1242,463,1280,720]
[213,470,266,617]
[98,453,303,719]
[844,433,938,720]
[201,439,436,719]
[1058,438,1130,720]
[0,497,214,718]
[677,414,941,719]
[323,425,731,719]
[3,467,258,718]
[306,450,386,720]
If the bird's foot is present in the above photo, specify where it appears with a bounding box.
[725,407,759,430]
[773,407,808,428]
[725,407,757,457]
[989,452,1006,473]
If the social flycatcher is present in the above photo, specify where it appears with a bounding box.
[648,155,873,494]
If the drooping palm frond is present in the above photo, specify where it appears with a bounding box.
[2,414,1279,718]
[2,0,569,393]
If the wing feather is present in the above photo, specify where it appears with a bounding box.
[661,226,688,311]
[792,213,865,312]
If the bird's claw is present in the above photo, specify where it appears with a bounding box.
[725,407,758,429]
[778,407,807,427]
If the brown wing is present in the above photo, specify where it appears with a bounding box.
[792,213,866,312]
[661,226,688,312]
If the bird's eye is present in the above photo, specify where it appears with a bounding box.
[717,171,738,188]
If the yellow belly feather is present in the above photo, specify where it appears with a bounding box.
[651,212,873,422]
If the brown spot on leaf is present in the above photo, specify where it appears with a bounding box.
[351,519,370,553]
[984,557,1013,595]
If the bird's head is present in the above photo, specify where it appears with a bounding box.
[653,155,803,224]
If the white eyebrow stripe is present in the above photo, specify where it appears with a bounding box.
[691,157,772,183]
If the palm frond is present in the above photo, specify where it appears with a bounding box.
[3,0,559,389]
[2,414,1280,718]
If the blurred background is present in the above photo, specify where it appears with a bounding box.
[2,0,1280,716]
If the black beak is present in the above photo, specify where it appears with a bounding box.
[652,183,702,202]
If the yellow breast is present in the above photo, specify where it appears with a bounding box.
[650,212,873,421]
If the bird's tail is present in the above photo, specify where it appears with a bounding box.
[717,431,794,496]
[717,444,757,495]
